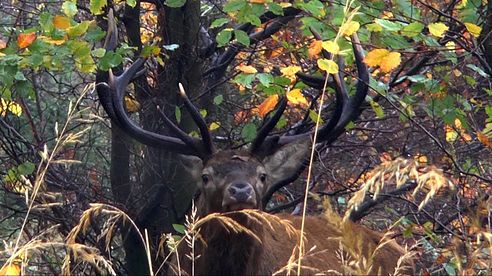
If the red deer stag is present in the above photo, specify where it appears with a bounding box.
[96,12,413,275]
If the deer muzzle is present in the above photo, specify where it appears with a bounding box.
[223,182,257,211]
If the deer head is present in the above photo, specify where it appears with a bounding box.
[96,10,369,214]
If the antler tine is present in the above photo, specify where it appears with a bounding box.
[250,96,288,155]
[178,83,214,155]
[96,9,211,158]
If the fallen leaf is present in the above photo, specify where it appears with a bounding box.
[287,89,308,106]
[237,65,257,74]
[53,15,71,29]
[17,32,36,49]
[124,96,140,113]
[257,94,279,118]
[308,40,322,58]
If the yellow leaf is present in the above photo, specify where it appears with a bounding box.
[428,22,449,38]
[341,21,360,36]
[464,22,481,38]
[321,40,339,54]
[257,94,279,118]
[456,0,467,9]
[237,65,257,74]
[249,0,266,3]
[17,32,36,49]
[317,59,338,74]
[280,66,301,77]
[308,40,322,58]
[287,89,308,106]
[53,15,71,29]
[38,36,66,45]
[209,122,220,131]
[364,49,401,73]
[364,49,389,67]
[0,99,22,117]
[0,262,21,276]
[124,96,140,113]
[445,125,458,143]
[379,52,401,73]
[445,41,456,51]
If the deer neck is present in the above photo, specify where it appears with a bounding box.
[197,212,265,275]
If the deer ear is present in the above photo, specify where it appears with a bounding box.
[179,155,203,181]
[263,140,310,184]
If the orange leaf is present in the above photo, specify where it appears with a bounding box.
[257,94,279,118]
[308,40,322,58]
[53,15,71,29]
[237,65,257,74]
[17,32,36,49]
[0,39,6,49]
[364,49,401,73]
[477,131,492,148]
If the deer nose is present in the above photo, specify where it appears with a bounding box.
[228,182,253,202]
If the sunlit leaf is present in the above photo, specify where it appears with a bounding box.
[257,94,279,118]
[317,59,338,74]
[321,40,339,54]
[249,0,266,3]
[126,0,137,7]
[0,99,23,117]
[53,15,71,29]
[308,40,322,58]
[341,21,360,36]
[428,22,448,38]
[209,122,220,131]
[280,66,301,78]
[464,22,481,38]
[17,32,36,49]
[364,49,401,73]
[0,262,21,276]
[89,0,107,15]
[287,89,308,106]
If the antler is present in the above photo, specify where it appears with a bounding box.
[96,10,214,159]
[251,33,369,157]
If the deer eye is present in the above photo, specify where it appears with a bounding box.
[202,174,210,185]
[259,173,267,182]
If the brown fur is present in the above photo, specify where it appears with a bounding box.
[169,211,412,275]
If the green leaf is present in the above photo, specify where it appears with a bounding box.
[89,0,107,15]
[211,18,229,29]
[308,109,324,124]
[234,73,255,88]
[18,161,35,175]
[165,0,186,8]
[223,0,246,12]
[126,0,137,7]
[241,123,257,142]
[375,19,403,32]
[141,45,160,57]
[401,22,424,37]
[466,64,490,78]
[172,224,185,234]
[369,100,385,118]
[175,106,182,123]
[91,48,106,58]
[213,95,223,105]
[299,0,325,18]
[234,30,250,46]
[257,73,273,87]
[67,21,92,37]
[267,3,283,15]
[216,28,232,47]
[62,1,78,17]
